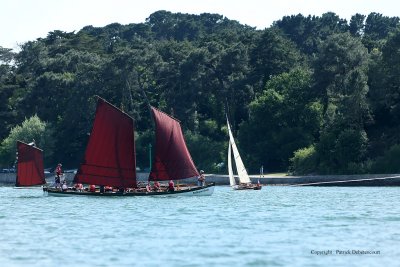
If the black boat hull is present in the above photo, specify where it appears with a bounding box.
[44,183,215,197]
[233,184,262,190]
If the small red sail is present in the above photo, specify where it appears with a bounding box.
[74,97,137,188]
[16,141,45,187]
[149,107,199,181]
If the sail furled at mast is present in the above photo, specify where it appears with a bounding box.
[16,141,45,187]
[149,107,199,181]
[74,97,137,188]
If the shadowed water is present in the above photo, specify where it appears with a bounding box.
[0,186,399,266]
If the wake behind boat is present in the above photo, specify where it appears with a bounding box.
[45,97,214,197]
[227,117,262,190]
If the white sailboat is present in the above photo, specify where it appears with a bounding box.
[227,118,262,190]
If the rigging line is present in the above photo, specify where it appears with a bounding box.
[290,175,400,186]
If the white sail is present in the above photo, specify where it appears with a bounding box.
[227,142,236,187]
[227,118,251,184]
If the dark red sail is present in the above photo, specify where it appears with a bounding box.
[16,141,45,187]
[74,97,137,188]
[149,107,199,181]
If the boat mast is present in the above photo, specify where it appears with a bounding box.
[134,76,157,179]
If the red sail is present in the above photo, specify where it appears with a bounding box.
[149,107,200,181]
[16,141,45,187]
[74,97,137,188]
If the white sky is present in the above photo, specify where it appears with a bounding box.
[1,0,399,50]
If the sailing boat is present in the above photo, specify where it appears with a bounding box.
[226,118,261,190]
[15,141,46,188]
[44,97,214,196]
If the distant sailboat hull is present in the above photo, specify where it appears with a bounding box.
[234,184,262,190]
[44,183,215,197]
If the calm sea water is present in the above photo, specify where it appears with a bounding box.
[0,186,399,267]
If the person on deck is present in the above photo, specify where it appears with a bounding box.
[55,163,62,177]
[74,183,83,191]
[153,181,160,191]
[89,184,96,192]
[62,180,68,191]
[55,163,63,185]
[54,163,62,188]
[197,170,205,186]
[105,185,113,192]
[146,182,152,192]
[168,180,175,192]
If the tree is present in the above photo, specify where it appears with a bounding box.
[313,33,370,173]
[381,28,400,126]
[349,13,366,37]
[239,68,321,172]
[365,27,400,160]
[0,46,15,64]
[274,12,348,55]
[249,28,302,93]
[0,115,53,167]
[363,12,400,51]
[0,46,18,140]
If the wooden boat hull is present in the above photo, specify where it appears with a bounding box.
[233,184,262,190]
[44,183,215,197]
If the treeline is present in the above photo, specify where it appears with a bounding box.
[0,10,400,174]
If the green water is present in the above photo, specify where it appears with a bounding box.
[0,186,398,266]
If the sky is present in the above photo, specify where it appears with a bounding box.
[1,0,399,50]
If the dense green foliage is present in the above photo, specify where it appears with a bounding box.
[1,10,400,174]
[290,145,317,175]
[0,115,53,167]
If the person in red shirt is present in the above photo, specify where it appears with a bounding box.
[146,182,152,192]
[153,181,160,191]
[168,180,175,192]
[55,163,62,177]
[105,185,113,192]
[89,184,96,192]
[74,183,83,191]
[54,163,63,188]
[56,163,62,176]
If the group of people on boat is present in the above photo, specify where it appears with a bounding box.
[51,162,207,193]
[144,180,163,192]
